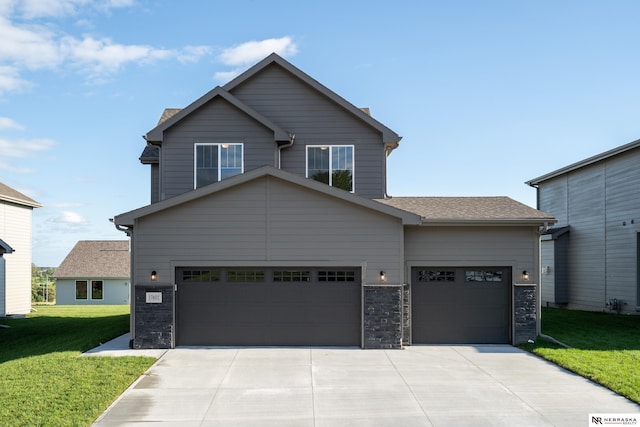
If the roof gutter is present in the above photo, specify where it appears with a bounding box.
[109,218,133,236]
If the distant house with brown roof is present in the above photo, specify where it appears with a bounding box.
[0,182,41,317]
[54,240,130,305]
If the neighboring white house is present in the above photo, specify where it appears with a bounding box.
[0,182,41,317]
[54,240,130,305]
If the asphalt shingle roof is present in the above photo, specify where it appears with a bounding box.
[53,240,130,278]
[376,196,555,222]
[0,182,41,208]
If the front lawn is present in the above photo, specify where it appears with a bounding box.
[520,307,640,404]
[0,306,156,426]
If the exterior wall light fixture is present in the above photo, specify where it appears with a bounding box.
[522,270,529,281]
[151,271,157,281]
[380,271,386,282]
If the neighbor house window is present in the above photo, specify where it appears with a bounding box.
[306,145,354,191]
[75,280,88,300]
[91,280,104,300]
[195,143,243,188]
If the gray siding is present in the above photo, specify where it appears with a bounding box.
[537,147,640,312]
[230,64,387,199]
[160,98,276,200]
[404,226,539,284]
[540,240,555,304]
[132,175,404,287]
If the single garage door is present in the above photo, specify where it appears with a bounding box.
[411,267,511,344]
[176,267,361,346]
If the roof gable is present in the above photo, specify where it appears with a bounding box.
[0,239,14,256]
[223,53,401,146]
[0,182,41,208]
[114,166,421,226]
[376,196,556,226]
[145,86,290,143]
[53,240,130,278]
[526,138,640,186]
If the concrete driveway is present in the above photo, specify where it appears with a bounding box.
[92,345,639,426]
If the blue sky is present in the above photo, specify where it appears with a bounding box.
[2,0,640,266]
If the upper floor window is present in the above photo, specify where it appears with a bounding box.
[194,143,243,188]
[306,145,354,192]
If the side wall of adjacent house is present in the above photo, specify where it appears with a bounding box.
[0,201,33,316]
[537,148,640,312]
[56,279,130,305]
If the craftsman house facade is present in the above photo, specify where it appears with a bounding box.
[54,240,130,305]
[527,139,640,314]
[115,54,555,349]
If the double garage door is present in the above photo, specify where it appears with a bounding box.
[175,267,361,346]
[411,267,511,344]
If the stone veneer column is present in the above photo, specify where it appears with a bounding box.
[133,284,173,349]
[363,284,403,349]
[514,284,537,344]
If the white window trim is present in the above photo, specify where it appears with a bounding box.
[194,143,244,189]
[305,145,355,192]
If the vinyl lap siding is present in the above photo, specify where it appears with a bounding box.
[133,176,404,285]
[229,64,387,199]
[0,202,33,315]
[160,98,276,200]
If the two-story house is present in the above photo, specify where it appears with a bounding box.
[114,53,555,349]
[0,182,41,317]
[527,139,640,314]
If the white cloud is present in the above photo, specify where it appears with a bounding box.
[49,210,89,224]
[0,136,55,173]
[219,36,298,66]
[213,69,244,82]
[0,2,213,94]
[0,116,25,130]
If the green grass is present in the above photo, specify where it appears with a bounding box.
[0,306,156,427]
[520,307,640,404]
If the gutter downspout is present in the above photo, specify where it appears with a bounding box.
[277,133,295,169]
[111,219,135,348]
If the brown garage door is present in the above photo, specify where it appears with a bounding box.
[411,267,511,344]
[176,267,361,346]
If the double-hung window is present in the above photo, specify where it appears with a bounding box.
[194,143,243,188]
[306,145,354,192]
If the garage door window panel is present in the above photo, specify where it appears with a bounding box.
[465,270,503,282]
[182,269,220,282]
[318,270,356,282]
[227,270,265,282]
[417,270,456,282]
[273,271,311,282]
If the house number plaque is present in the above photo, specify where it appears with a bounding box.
[145,292,162,304]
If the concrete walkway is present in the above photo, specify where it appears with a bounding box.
[91,344,640,426]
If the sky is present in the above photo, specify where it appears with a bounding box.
[2,0,640,267]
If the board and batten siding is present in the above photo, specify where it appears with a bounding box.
[160,97,277,200]
[229,64,387,199]
[540,240,556,304]
[132,175,404,286]
[403,225,540,284]
[537,147,640,312]
[0,201,33,315]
